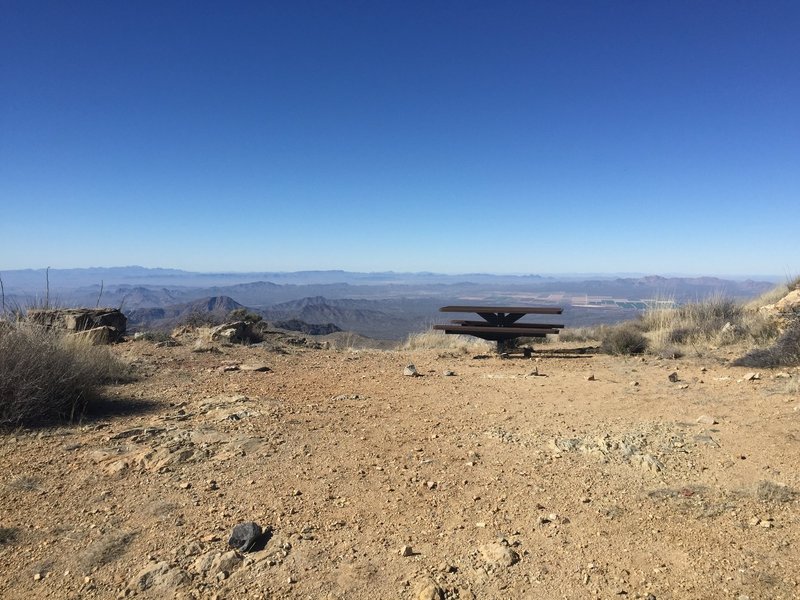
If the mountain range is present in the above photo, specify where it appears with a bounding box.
[1,267,778,340]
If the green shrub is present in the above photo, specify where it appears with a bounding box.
[0,322,127,425]
[133,330,173,343]
[600,323,649,355]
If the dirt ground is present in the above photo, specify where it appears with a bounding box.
[1,334,799,599]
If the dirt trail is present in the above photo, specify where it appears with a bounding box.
[1,338,798,599]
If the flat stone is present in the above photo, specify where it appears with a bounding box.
[696,415,717,425]
[240,364,271,372]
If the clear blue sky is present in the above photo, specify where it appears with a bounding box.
[1,1,798,276]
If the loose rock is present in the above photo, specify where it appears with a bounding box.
[479,541,519,568]
[228,521,263,552]
[416,581,444,600]
[696,415,717,425]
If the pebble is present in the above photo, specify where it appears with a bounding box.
[744,372,760,381]
[443,370,456,376]
[400,545,414,557]
[403,364,420,377]
[630,381,639,387]
[668,372,679,383]
[586,374,596,381]
[33,573,42,581]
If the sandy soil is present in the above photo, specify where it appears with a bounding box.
[1,335,799,599]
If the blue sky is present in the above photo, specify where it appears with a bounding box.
[1,1,798,276]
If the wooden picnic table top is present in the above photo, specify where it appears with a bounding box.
[439,305,563,315]
[434,324,559,335]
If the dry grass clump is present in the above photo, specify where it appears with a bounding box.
[732,321,800,368]
[756,480,797,503]
[403,329,493,354]
[599,322,648,355]
[746,275,800,310]
[80,530,137,569]
[0,321,127,426]
[639,294,780,357]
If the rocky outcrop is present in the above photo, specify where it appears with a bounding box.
[27,308,127,343]
[759,289,800,329]
[210,321,253,343]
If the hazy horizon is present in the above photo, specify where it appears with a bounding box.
[2,3,798,276]
[0,264,788,283]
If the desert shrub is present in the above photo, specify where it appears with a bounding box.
[600,323,648,355]
[228,308,263,323]
[0,322,127,425]
[732,320,800,368]
[642,293,781,355]
[133,330,173,343]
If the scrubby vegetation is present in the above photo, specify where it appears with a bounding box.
[561,279,799,365]
[228,308,263,323]
[732,321,800,368]
[637,294,777,354]
[0,321,127,425]
[600,322,649,355]
[403,329,493,354]
[133,330,174,343]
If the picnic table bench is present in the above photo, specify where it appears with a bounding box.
[433,305,564,354]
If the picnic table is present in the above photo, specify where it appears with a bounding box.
[433,305,564,355]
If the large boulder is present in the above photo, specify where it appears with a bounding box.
[27,308,127,343]
[210,321,253,343]
[775,290,800,314]
[759,289,800,330]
